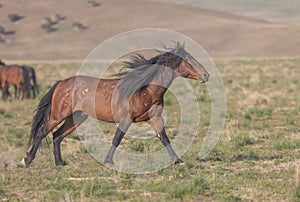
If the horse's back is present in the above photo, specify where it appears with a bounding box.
[51,75,119,122]
[2,65,23,84]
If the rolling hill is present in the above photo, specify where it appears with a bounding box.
[0,0,299,60]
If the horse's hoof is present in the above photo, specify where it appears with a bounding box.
[23,157,32,168]
[174,159,184,165]
[104,159,115,165]
[17,158,28,168]
[56,161,67,166]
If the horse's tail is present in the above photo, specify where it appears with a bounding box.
[31,67,39,94]
[29,81,60,147]
[21,66,31,99]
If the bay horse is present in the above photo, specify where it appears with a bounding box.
[23,43,209,167]
[0,60,31,100]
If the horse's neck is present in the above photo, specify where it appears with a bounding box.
[145,68,176,97]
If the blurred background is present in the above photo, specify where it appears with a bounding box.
[0,0,299,60]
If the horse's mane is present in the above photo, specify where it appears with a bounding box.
[114,45,187,105]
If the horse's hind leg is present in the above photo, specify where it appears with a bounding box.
[14,84,18,98]
[3,81,9,101]
[25,119,60,166]
[52,111,88,166]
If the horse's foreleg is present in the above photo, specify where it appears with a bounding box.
[104,120,131,164]
[52,111,88,166]
[149,116,182,164]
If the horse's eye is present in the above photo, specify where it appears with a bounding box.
[185,60,193,68]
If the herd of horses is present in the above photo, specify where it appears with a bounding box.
[0,59,39,101]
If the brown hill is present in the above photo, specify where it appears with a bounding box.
[0,0,299,59]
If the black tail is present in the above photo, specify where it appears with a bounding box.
[21,66,31,99]
[29,81,60,146]
[24,66,39,96]
[31,67,39,94]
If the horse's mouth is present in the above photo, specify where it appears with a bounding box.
[199,77,209,83]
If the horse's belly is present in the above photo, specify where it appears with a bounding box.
[82,91,119,122]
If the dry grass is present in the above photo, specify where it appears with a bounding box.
[0,58,299,201]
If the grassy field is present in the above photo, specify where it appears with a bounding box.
[0,58,300,201]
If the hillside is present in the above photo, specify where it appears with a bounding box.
[159,0,300,24]
[0,0,300,59]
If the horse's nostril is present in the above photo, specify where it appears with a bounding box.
[203,73,209,80]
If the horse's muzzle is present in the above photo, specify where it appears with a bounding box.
[200,73,209,82]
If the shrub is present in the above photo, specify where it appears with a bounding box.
[41,24,57,33]
[87,0,101,7]
[8,14,23,22]
[71,22,88,31]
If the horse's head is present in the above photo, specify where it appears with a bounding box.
[174,43,209,83]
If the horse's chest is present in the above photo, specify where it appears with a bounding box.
[130,101,163,122]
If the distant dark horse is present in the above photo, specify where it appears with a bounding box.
[22,66,39,98]
[0,60,31,100]
[24,43,209,167]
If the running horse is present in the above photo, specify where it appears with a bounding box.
[23,43,209,167]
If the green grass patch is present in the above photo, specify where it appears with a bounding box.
[247,107,273,120]
[224,194,242,201]
[231,132,256,150]
[129,141,145,153]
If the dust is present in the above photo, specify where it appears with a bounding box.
[0,150,23,170]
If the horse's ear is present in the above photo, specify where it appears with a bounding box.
[182,42,185,48]
[174,42,181,53]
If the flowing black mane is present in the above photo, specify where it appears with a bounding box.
[114,45,187,105]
